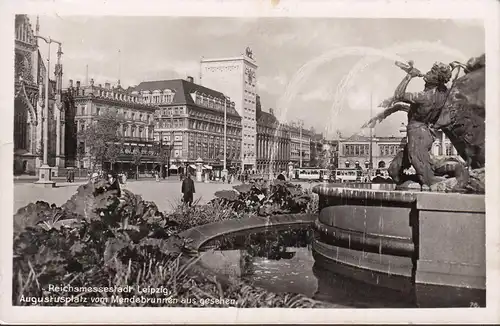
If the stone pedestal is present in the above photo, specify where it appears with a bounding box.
[312,184,486,290]
[415,193,485,289]
[34,164,55,188]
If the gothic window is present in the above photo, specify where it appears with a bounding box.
[446,143,453,156]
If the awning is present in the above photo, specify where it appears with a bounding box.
[203,165,213,170]
[189,164,196,169]
[169,164,178,170]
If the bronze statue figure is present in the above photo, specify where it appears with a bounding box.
[363,54,485,193]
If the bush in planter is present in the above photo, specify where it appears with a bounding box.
[212,180,312,216]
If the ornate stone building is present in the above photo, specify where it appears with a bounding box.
[200,48,258,171]
[256,107,290,173]
[337,135,404,170]
[338,131,460,172]
[70,79,158,172]
[130,77,242,175]
[14,15,68,176]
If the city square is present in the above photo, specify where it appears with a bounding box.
[5,9,494,324]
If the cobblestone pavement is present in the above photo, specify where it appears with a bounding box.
[13,179,242,214]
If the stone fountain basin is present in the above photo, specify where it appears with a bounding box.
[312,183,486,290]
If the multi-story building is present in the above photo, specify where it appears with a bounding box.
[131,77,242,176]
[256,107,290,173]
[288,123,311,167]
[200,47,258,171]
[338,135,404,170]
[70,79,158,172]
[14,15,68,176]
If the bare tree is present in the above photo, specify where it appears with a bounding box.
[77,109,125,171]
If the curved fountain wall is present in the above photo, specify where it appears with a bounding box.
[312,183,486,290]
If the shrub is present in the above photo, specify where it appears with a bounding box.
[212,180,312,216]
[13,179,322,308]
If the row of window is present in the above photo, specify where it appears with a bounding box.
[379,144,401,157]
[189,108,240,125]
[142,93,174,104]
[344,144,371,156]
[194,95,232,111]
[158,107,185,116]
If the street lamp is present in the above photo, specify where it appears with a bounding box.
[35,35,62,187]
[298,120,304,168]
[221,96,228,179]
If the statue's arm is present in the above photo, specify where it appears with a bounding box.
[362,102,409,128]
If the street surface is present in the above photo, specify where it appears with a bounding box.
[13,176,318,214]
[14,179,241,214]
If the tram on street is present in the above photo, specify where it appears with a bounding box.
[332,168,363,182]
[295,167,330,181]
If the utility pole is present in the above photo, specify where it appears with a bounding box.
[159,130,163,179]
[369,91,374,171]
[222,96,228,179]
[299,120,303,168]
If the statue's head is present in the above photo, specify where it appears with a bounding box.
[424,62,452,86]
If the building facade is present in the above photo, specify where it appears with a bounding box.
[200,48,258,171]
[288,123,311,167]
[70,79,159,173]
[14,15,68,176]
[256,108,290,173]
[338,131,460,171]
[131,78,242,175]
[338,135,404,170]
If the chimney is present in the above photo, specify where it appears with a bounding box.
[90,78,94,86]
[76,80,81,88]
[105,82,110,89]
[186,76,194,83]
[69,79,73,88]
[269,108,274,116]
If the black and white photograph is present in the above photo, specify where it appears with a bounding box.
[1,0,499,324]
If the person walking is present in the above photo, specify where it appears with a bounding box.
[181,174,195,207]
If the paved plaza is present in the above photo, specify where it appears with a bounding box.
[13,178,318,214]
[14,179,243,214]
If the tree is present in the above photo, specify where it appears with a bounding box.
[132,148,142,180]
[77,109,124,171]
[106,141,123,172]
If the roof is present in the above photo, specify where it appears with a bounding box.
[257,111,278,128]
[131,79,240,117]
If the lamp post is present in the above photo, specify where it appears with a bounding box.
[221,96,228,179]
[299,120,304,168]
[35,35,61,187]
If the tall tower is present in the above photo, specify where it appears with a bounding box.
[200,47,258,171]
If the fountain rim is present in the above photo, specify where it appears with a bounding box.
[312,183,486,207]
[166,213,317,253]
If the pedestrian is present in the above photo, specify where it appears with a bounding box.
[107,172,122,197]
[155,170,160,182]
[181,174,195,207]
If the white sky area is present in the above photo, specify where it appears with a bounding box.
[34,16,484,138]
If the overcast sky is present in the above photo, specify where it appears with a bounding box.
[33,16,484,138]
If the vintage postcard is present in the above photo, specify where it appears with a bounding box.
[1,0,499,324]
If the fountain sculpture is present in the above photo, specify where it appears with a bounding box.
[312,54,486,296]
